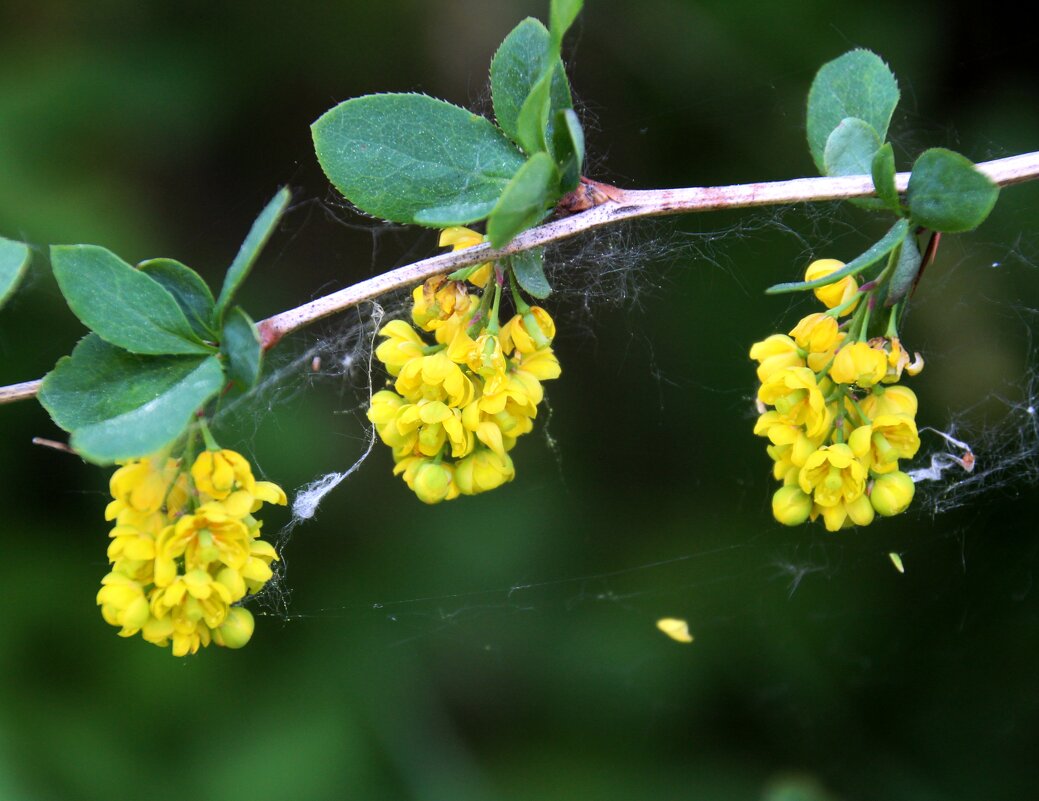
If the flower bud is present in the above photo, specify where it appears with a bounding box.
[214,607,255,649]
[412,460,456,504]
[772,486,812,526]
[870,471,915,516]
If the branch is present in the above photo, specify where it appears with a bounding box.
[4,151,1039,404]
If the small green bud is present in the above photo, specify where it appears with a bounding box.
[215,607,255,649]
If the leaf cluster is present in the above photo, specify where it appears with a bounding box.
[312,0,585,268]
[771,49,999,299]
[38,190,290,464]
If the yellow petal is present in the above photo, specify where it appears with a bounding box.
[656,618,693,643]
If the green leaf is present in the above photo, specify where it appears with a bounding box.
[767,218,909,294]
[51,245,212,355]
[553,108,585,192]
[0,236,31,310]
[215,188,290,320]
[906,148,999,233]
[515,70,554,155]
[138,258,216,339]
[871,142,900,212]
[38,334,224,464]
[490,18,573,152]
[549,0,583,50]
[486,152,559,248]
[313,93,525,226]
[823,117,881,177]
[511,248,551,299]
[806,49,900,174]
[221,306,263,391]
[885,233,922,306]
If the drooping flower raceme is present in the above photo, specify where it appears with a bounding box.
[368,227,561,503]
[97,447,286,655]
[751,258,924,531]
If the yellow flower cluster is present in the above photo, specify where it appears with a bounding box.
[368,227,561,503]
[96,448,286,655]
[751,259,924,531]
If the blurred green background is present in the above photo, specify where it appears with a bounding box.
[3,1,1039,799]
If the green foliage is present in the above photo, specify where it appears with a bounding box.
[823,117,882,178]
[216,188,291,320]
[221,306,263,391]
[38,335,224,463]
[491,19,573,155]
[510,248,551,299]
[487,152,559,248]
[767,218,909,294]
[313,0,584,251]
[807,49,899,175]
[553,109,585,192]
[312,94,526,227]
[0,236,31,310]
[51,245,214,356]
[137,258,217,339]
[41,190,286,462]
[906,148,999,233]
[549,0,583,51]
[885,233,922,306]
[870,143,900,212]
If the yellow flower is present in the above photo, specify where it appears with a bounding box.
[870,471,916,516]
[878,336,925,383]
[395,400,473,458]
[860,384,918,420]
[804,258,859,314]
[375,320,425,376]
[812,494,875,531]
[749,334,804,383]
[439,226,493,287]
[798,443,868,508]
[411,276,470,332]
[393,457,459,504]
[191,449,256,500]
[757,367,833,438]
[454,449,515,495]
[502,307,556,354]
[395,352,475,407]
[106,457,189,520]
[830,341,888,387]
[96,572,151,635]
[789,313,840,353]
[848,415,920,474]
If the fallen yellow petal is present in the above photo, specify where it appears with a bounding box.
[656,617,693,643]
[888,552,905,574]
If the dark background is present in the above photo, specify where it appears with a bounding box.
[2,1,1039,799]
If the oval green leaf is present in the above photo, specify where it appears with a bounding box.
[138,257,216,339]
[313,93,525,227]
[511,248,551,299]
[871,142,900,212]
[221,306,263,391]
[824,117,881,177]
[51,245,213,355]
[553,108,585,192]
[39,334,225,464]
[885,233,922,307]
[906,148,999,233]
[216,188,291,320]
[486,152,559,248]
[490,18,573,152]
[807,49,900,174]
[0,236,31,310]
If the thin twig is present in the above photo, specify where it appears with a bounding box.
[4,151,1039,404]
